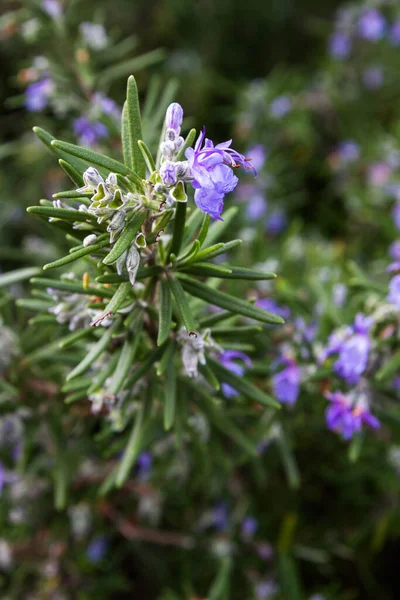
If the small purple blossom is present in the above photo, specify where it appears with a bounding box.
[241,516,258,539]
[325,391,379,440]
[328,32,352,58]
[213,500,229,531]
[270,95,292,118]
[256,542,274,560]
[220,350,252,398]
[25,78,53,111]
[247,144,266,171]
[42,0,62,18]
[136,451,153,480]
[336,140,360,164]
[266,209,287,235]
[363,66,384,90]
[86,536,108,562]
[272,360,301,405]
[166,102,183,134]
[73,117,108,147]
[0,462,18,497]
[246,192,267,221]
[333,314,372,385]
[387,274,400,309]
[93,93,121,120]
[389,241,400,260]
[256,298,290,320]
[255,581,278,599]
[357,9,386,41]
[392,202,400,230]
[390,21,400,46]
[186,129,255,219]
[368,162,391,186]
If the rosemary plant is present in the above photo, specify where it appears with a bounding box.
[21,76,283,490]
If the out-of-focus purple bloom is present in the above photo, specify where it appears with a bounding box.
[213,500,229,531]
[93,93,121,120]
[255,581,278,599]
[392,376,400,390]
[80,22,108,50]
[390,21,400,46]
[0,462,18,496]
[328,32,352,58]
[136,451,152,480]
[332,283,347,306]
[246,192,267,221]
[337,140,360,164]
[389,241,400,260]
[247,144,266,171]
[257,542,274,560]
[293,317,317,344]
[241,516,258,539]
[393,202,400,230]
[272,359,301,405]
[256,298,290,320]
[166,102,183,134]
[387,274,400,308]
[220,350,252,398]
[334,314,372,385]
[86,536,108,562]
[357,9,386,41]
[25,78,53,111]
[73,117,108,147]
[266,209,287,235]
[309,595,326,600]
[42,0,62,18]
[186,129,255,220]
[363,66,384,90]
[368,162,391,186]
[325,391,379,440]
[270,96,292,118]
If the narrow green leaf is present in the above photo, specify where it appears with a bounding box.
[178,274,285,325]
[176,240,201,265]
[51,140,131,176]
[59,159,84,186]
[66,320,119,381]
[176,128,196,162]
[157,278,173,346]
[126,345,165,388]
[93,282,132,325]
[27,205,98,224]
[167,275,197,333]
[138,140,156,173]
[97,49,165,87]
[109,334,141,395]
[376,350,400,381]
[61,376,92,393]
[277,427,301,490]
[182,208,204,247]
[168,201,186,259]
[278,552,304,600]
[180,263,233,278]
[126,76,146,178]
[164,360,177,430]
[198,213,211,246]
[31,277,114,297]
[157,340,175,376]
[43,239,110,271]
[208,266,277,280]
[198,363,220,391]
[208,357,280,408]
[208,558,232,600]
[121,101,133,169]
[102,210,146,265]
[96,273,128,284]
[212,325,262,338]
[87,351,120,394]
[0,267,40,288]
[198,310,235,328]
[188,239,242,263]
[59,327,93,349]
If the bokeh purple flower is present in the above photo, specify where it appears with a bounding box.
[328,32,352,58]
[334,314,372,385]
[387,274,400,308]
[220,350,252,398]
[86,536,108,562]
[390,21,400,46]
[357,9,386,41]
[272,359,301,405]
[73,117,108,147]
[363,66,384,90]
[325,391,379,440]
[270,96,292,118]
[25,78,53,111]
[241,516,258,539]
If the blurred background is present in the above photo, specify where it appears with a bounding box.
[2,0,400,599]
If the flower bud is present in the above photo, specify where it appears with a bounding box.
[83,234,97,247]
[80,167,103,191]
[165,103,183,134]
[107,210,126,243]
[160,161,177,186]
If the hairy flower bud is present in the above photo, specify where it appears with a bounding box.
[165,102,183,134]
[160,161,177,186]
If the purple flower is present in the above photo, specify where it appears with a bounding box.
[333,314,372,385]
[393,202,400,229]
[220,350,252,398]
[363,66,384,90]
[25,78,53,111]
[272,360,301,405]
[266,209,287,235]
[42,0,62,17]
[247,144,266,171]
[73,117,108,147]
[270,96,292,118]
[389,241,400,260]
[387,274,400,308]
[136,451,152,480]
[166,102,184,134]
[336,140,360,164]
[86,536,108,562]
[325,391,379,440]
[93,93,121,120]
[246,192,267,221]
[256,298,290,320]
[213,500,229,531]
[241,516,258,539]
[390,21,400,46]
[357,9,386,41]
[0,462,18,496]
[368,162,391,186]
[256,542,274,560]
[186,129,255,219]
[328,32,352,58]
[255,581,278,599]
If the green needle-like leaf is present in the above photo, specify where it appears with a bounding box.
[27,205,98,224]
[164,360,177,430]
[58,159,84,186]
[0,267,41,288]
[66,320,119,381]
[157,278,173,346]
[168,201,187,259]
[109,333,141,395]
[177,273,285,325]
[138,140,156,173]
[43,239,110,271]
[102,210,146,265]
[51,140,132,176]
[167,275,197,333]
[93,282,132,324]
[176,128,196,162]
[126,76,146,178]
